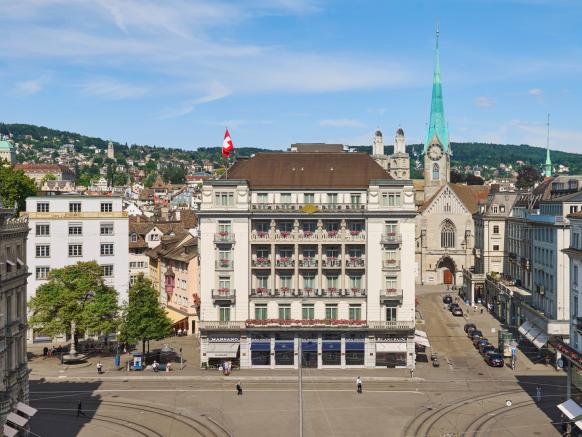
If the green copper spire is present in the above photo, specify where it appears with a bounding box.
[424,25,449,154]
[544,114,552,177]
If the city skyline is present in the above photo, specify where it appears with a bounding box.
[0,0,580,152]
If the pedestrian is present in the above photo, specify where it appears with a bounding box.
[410,368,415,379]
[153,360,159,373]
[236,381,243,396]
[96,361,103,374]
[77,401,86,417]
[356,376,363,394]
[166,362,172,372]
[480,308,484,315]
[536,386,542,403]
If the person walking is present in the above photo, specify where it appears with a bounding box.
[96,362,103,374]
[410,368,415,379]
[77,401,86,417]
[152,360,159,373]
[236,381,243,396]
[536,386,542,404]
[356,376,363,394]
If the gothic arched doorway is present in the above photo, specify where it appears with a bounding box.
[437,256,456,285]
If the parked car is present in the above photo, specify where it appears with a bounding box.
[480,344,496,355]
[485,353,505,367]
[443,295,453,304]
[464,323,477,333]
[475,338,489,350]
[470,330,483,340]
[449,303,460,312]
[473,336,487,347]
[466,326,477,337]
[452,307,463,317]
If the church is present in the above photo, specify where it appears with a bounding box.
[372,30,488,285]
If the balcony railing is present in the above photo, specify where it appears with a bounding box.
[199,321,245,330]
[250,202,367,212]
[251,230,272,240]
[251,288,298,297]
[215,259,234,270]
[199,319,415,330]
[345,230,366,241]
[250,229,366,241]
[382,259,400,270]
[299,259,318,268]
[322,258,341,268]
[299,231,318,240]
[381,232,402,244]
[214,232,235,243]
[251,258,271,268]
[345,257,365,268]
[276,258,295,268]
[380,288,403,302]
[211,288,236,303]
[250,288,272,297]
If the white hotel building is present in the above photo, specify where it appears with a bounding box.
[25,195,129,342]
[198,151,418,369]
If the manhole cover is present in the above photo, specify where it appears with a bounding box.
[478,373,484,376]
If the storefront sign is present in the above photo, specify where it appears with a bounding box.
[376,336,407,343]
[251,338,271,343]
[555,340,582,366]
[208,335,240,343]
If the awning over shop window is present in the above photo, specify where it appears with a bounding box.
[415,335,431,348]
[205,343,239,358]
[3,424,18,437]
[524,326,542,343]
[532,332,549,349]
[415,330,428,338]
[518,321,532,336]
[6,413,27,427]
[322,342,341,352]
[345,342,365,351]
[301,341,318,352]
[558,399,582,430]
[16,402,37,418]
[166,307,189,324]
[274,342,294,352]
[376,342,407,353]
[250,342,271,351]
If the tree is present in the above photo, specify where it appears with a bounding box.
[516,165,541,189]
[0,159,37,212]
[465,174,485,185]
[119,274,172,355]
[40,172,57,185]
[450,169,465,183]
[28,262,120,348]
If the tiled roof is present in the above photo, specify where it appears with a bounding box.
[449,184,490,214]
[15,163,74,175]
[227,152,392,189]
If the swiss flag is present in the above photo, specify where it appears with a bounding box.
[222,128,234,158]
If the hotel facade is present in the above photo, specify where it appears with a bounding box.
[198,151,417,369]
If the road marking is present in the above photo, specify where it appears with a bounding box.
[31,388,425,395]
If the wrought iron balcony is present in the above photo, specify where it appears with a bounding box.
[211,288,236,303]
[299,259,318,268]
[250,202,367,212]
[250,288,272,297]
[214,232,235,243]
[322,258,341,268]
[346,257,365,268]
[251,258,271,268]
[381,232,402,244]
[380,288,403,303]
[276,258,295,268]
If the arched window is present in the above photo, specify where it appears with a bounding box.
[432,163,440,180]
[441,220,456,248]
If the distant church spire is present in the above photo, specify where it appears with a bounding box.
[424,24,449,154]
[544,113,553,177]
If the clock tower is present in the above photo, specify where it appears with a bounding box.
[424,26,451,199]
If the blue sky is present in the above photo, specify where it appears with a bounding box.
[0,0,581,152]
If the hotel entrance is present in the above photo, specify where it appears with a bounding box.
[301,339,318,368]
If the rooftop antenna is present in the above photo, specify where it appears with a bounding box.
[546,113,550,151]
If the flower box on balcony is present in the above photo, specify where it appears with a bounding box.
[385,288,397,294]
[385,259,397,264]
[351,288,360,294]
[303,231,313,237]
[257,231,268,238]
[218,231,229,237]
[350,230,361,236]
[217,288,230,295]
[280,287,290,294]
[280,231,291,238]
[304,287,313,294]
[327,230,338,237]
[256,287,268,294]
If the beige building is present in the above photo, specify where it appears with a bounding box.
[0,201,37,434]
[0,140,16,166]
[14,164,75,186]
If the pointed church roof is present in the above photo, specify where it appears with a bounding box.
[424,27,449,154]
[544,146,552,177]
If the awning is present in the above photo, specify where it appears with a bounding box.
[205,343,239,358]
[376,342,407,353]
[5,260,15,267]
[557,399,582,430]
[16,258,24,267]
[415,335,431,348]
[6,413,27,427]
[415,329,428,338]
[301,341,318,352]
[274,342,294,352]
[16,402,37,417]
[322,342,341,352]
[250,342,271,351]
[524,326,542,343]
[345,342,365,351]
[3,424,18,437]
[166,307,189,324]
[532,332,549,349]
[518,321,532,336]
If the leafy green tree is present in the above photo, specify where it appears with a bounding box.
[516,165,541,189]
[40,172,57,185]
[113,172,128,186]
[119,274,172,355]
[28,262,120,348]
[162,165,186,184]
[0,159,36,212]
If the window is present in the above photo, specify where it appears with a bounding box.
[385,276,397,289]
[348,275,362,289]
[256,275,269,289]
[327,193,338,204]
[440,220,456,248]
[256,222,270,233]
[386,305,397,321]
[500,205,506,213]
[493,225,500,234]
[325,304,338,320]
[100,223,114,235]
[131,233,138,242]
[257,193,268,204]
[302,222,316,232]
[349,304,362,320]
[575,265,579,286]
[255,304,268,320]
[215,192,234,206]
[68,244,83,257]
[382,192,401,206]
[304,193,315,204]
[279,221,293,232]
[218,221,232,235]
[326,221,339,232]
[102,264,114,277]
[279,304,291,320]
[100,202,113,212]
[129,261,146,269]
[35,266,50,280]
[219,306,231,321]
[303,273,315,289]
[280,193,292,205]
[35,245,50,258]
[493,245,500,251]
[36,202,49,212]
[100,243,114,256]
[432,163,439,180]
[68,223,82,235]
[348,221,363,232]
[326,274,338,289]
[302,304,314,320]
[256,248,269,259]
[279,275,292,289]
[385,221,398,235]
[350,194,361,205]
[35,224,50,236]
[69,202,81,213]
[219,276,231,290]
[348,247,362,258]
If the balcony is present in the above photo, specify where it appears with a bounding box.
[251,258,271,268]
[382,259,400,270]
[250,288,273,297]
[250,230,272,240]
[275,230,295,240]
[211,288,236,303]
[299,230,318,240]
[381,232,402,244]
[250,202,367,213]
[299,258,318,268]
[215,259,234,270]
[345,287,367,297]
[345,230,366,241]
[199,321,245,330]
[251,288,299,298]
[321,230,341,240]
[322,258,341,268]
[214,232,235,243]
[276,258,295,268]
[345,257,365,268]
[380,288,403,303]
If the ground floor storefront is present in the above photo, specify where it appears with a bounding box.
[200,329,416,369]
[557,341,582,436]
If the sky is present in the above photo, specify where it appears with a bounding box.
[0,0,581,152]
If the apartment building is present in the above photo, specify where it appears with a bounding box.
[25,195,129,342]
[198,151,417,369]
[0,203,37,434]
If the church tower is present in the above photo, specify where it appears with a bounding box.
[372,129,389,170]
[107,141,115,160]
[389,128,410,179]
[424,26,451,199]
[544,114,553,178]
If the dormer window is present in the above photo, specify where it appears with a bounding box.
[131,233,138,242]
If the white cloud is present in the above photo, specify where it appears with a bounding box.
[319,119,367,128]
[80,78,149,99]
[474,96,495,108]
[157,81,231,119]
[15,75,50,95]
[528,88,544,96]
